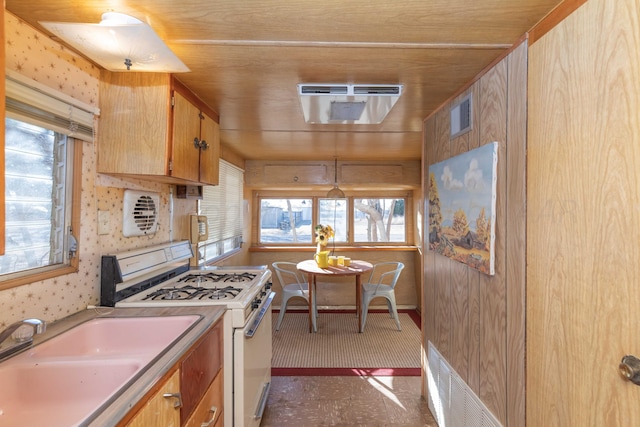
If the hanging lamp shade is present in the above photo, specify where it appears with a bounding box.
[327,159,345,198]
[40,12,189,73]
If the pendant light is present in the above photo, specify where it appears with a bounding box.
[326,158,345,198]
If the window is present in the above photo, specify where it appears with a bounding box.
[257,194,408,245]
[197,160,244,264]
[354,198,405,242]
[1,119,74,278]
[1,73,94,287]
[259,198,313,244]
[319,198,347,242]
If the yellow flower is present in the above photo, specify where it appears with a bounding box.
[314,224,335,243]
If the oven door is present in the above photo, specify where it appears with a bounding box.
[233,291,274,427]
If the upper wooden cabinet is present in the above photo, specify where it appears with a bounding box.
[98,73,220,185]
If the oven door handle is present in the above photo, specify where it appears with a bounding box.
[245,291,275,338]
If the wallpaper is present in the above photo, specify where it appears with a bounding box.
[0,12,196,329]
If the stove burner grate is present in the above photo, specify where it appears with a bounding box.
[178,272,257,283]
[142,284,242,301]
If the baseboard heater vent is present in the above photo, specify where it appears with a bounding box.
[427,341,503,427]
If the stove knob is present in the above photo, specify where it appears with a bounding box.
[251,300,261,309]
[260,290,266,297]
[265,281,273,289]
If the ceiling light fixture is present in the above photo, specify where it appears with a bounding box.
[40,12,189,73]
[298,84,403,124]
[326,158,345,199]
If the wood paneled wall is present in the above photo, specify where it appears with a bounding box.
[527,0,640,423]
[422,41,527,426]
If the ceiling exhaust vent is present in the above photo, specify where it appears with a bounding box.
[122,190,160,237]
[450,93,472,139]
[298,83,403,124]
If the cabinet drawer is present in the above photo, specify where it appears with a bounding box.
[180,321,223,424]
[184,371,223,427]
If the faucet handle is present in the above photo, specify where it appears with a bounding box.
[13,325,35,343]
[13,319,47,343]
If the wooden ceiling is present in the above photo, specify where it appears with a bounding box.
[6,0,564,162]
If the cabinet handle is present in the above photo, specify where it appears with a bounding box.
[199,140,209,150]
[200,406,218,427]
[163,392,183,408]
[193,137,201,149]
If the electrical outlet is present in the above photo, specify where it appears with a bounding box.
[98,210,110,235]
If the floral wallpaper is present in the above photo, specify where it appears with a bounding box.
[0,12,196,329]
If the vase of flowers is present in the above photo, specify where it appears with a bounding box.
[314,224,334,254]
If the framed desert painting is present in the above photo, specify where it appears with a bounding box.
[428,141,498,275]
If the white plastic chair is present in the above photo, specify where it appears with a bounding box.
[272,262,318,332]
[360,262,405,331]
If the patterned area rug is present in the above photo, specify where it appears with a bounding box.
[271,311,421,375]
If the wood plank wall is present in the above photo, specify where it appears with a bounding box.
[527,0,640,423]
[422,41,527,426]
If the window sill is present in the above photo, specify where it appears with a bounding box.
[249,245,418,252]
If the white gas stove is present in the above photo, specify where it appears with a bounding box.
[100,240,273,427]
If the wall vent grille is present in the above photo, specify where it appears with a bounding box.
[427,341,502,427]
[122,190,160,237]
[450,93,473,139]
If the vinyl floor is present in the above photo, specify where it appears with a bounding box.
[260,375,438,427]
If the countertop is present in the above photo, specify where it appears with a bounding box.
[7,305,226,427]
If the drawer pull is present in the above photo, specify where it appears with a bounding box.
[201,406,218,427]
[163,392,183,408]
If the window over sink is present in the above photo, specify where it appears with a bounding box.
[1,73,96,289]
[1,118,79,285]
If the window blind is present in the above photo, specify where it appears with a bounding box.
[5,70,98,142]
[198,160,244,262]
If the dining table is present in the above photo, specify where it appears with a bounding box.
[296,259,373,333]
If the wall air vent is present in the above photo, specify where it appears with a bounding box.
[428,342,503,427]
[122,190,160,237]
[450,93,473,139]
[297,83,403,124]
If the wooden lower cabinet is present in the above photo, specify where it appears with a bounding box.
[125,369,181,427]
[184,371,223,427]
[121,319,223,427]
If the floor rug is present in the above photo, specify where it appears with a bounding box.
[271,310,421,376]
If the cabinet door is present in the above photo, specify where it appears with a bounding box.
[199,112,220,185]
[126,369,181,427]
[172,91,202,183]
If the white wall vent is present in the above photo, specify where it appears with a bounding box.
[122,190,160,237]
[450,93,473,139]
[427,341,503,427]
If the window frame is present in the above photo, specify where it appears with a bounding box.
[0,140,81,291]
[253,190,412,247]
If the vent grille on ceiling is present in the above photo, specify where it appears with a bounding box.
[450,93,473,139]
[299,84,402,96]
[122,190,160,237]
[297,83,403,124]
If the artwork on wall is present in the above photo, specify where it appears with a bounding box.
[428,142,498,275]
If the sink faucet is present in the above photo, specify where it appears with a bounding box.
[0,318,46,359]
